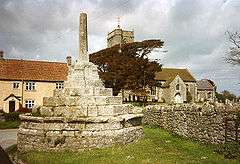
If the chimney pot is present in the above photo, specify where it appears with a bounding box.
[66,56,72,66]
[0,50,4,59]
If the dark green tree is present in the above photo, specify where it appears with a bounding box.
[90,40,164,95]
[216,90,237,103]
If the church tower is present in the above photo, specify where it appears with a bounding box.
[107,18,134,48]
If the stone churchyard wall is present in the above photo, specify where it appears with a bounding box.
[143,104,240,144]
[18,105,143,152]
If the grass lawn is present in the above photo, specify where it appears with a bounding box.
[16,127,239,164]
[0,121,20,129]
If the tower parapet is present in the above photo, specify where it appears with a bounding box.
[107,28,134,48]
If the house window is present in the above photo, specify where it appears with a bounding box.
[13,82,20,89]
[186,84,189,91]
[176,84,180,91]
[25,100,35,109]
[26,82,36,91]
[56,82,64,90]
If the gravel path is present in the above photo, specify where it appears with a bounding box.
[0,129,18,149]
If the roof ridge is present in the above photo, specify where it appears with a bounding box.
[162,67,187,70]
[0,58,67,64]
[185,68,196,81]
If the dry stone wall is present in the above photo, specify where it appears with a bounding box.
[143,104,240,144]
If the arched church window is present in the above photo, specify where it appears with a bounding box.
[208,92,212,98]
[176,84,180,91]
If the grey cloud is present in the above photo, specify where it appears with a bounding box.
[0,0,239,95]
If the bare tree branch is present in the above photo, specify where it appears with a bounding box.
[226,31,240,65]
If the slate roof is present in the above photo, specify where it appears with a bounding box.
[0,59,68,82]
[197,79,216,90]
[155,68,196,82]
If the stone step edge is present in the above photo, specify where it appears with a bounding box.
[18,126,143,136]
[19,113,143,123]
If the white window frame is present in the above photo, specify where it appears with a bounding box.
[25,100,35,109]
[26,81,36,91]
[56,82,64,90]
[13,82,20,89]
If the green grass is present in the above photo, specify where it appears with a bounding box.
[18,127,239,164]
[5,144,18,154]
[0,121,20,129]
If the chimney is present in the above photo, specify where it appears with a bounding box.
[0,50,4,59]
[66,56,72,66]
[79,13,88,61]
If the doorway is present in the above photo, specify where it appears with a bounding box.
[174,93,183,103]
[9,101,15,113]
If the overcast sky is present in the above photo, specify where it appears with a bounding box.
[0,0,239,95]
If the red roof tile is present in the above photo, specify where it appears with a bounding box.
[0,59,68,81]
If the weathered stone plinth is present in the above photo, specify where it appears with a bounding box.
[18,109,143,152]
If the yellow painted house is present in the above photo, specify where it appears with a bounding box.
[0,55,68,113]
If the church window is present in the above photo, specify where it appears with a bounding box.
[186,84,189,91]
[176,84,180,91]
[208,92,212,98]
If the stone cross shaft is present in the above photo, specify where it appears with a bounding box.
[79,13,88,60]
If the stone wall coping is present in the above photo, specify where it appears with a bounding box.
[145,104,239,114]
[19,113,143,123]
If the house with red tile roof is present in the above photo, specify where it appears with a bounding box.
[0,53,69,113]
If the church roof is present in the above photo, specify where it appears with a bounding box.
[155,68,196,82]
[197,79,216,90]
[161,77,175,88]
[0,59,68,82]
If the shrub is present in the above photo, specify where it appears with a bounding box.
[215,141,240,159]
[18,107,32,113]
[130,102,145,107]
[3,107,31,121]
[4,112,20,121]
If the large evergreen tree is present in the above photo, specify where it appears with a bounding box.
[90,39,164,95]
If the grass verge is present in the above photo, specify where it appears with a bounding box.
[0,121,20,129]
[16,127,240,164]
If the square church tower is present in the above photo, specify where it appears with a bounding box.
[107,26,134,48]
